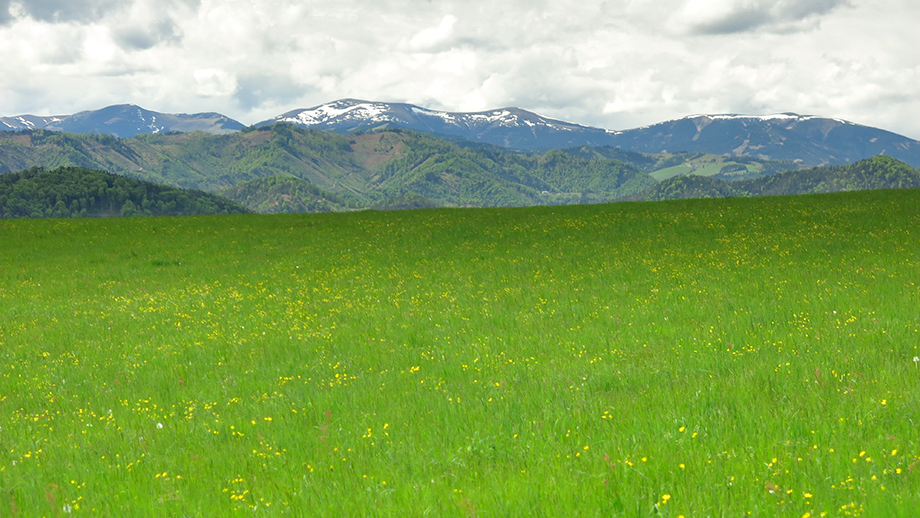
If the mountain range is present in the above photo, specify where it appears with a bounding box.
[3,122,918,215]
[261,100,920,167]
[3,99,919,167]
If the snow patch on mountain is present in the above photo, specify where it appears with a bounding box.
[411,107,459,124]
[277,101,392,126]
[681,113,854,126]
[799,115,852,125]
[468,110,514,124]
[707,113,800,121]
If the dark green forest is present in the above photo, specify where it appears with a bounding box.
[0,166,249,219]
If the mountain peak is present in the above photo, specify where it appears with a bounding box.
[259,99,613,150]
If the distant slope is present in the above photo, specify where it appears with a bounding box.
[564,147,795,181]
[355,130,655,207]
[608,114,920,167]
[0,126,369,191]
[0,104,244,137]
[0,166,250,219]
[258,99,920,167]
[737,155,920,196]
[218,176,355,214]
[629,156,920,201]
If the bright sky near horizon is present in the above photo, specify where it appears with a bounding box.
[1,0,918,138]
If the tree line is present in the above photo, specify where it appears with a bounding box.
[0,166,249,219]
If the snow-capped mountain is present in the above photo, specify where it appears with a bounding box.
[607,113,920,167]
[258,100,920,167]
[257,99,616,150]
[0,104,244,138]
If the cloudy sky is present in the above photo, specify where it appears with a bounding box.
[1,0,918,138]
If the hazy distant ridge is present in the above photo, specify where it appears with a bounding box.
[0,104,244,137]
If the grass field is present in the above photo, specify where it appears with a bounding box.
[1,190,919,516]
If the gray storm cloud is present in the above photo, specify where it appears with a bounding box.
[112,13,184,50]
[10,0,121,23]
[678,0,852,35]
[0,0,11,25]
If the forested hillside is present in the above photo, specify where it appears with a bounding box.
[0,126,659,210]
[0,126,367,191]
[218,176,356,214]
[0,166,249,218]
[6,125,912,213]
[628,155,920,201]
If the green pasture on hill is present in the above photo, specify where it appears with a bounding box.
[1,190,919,516]
[649,162,758,182]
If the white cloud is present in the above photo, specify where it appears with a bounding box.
[82,25,117,62]
[0,0,918,139]
[111,0,185,50]
[194,68,238,97]
[403,14,457,52]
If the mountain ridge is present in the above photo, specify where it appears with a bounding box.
[256,99,920,167]
[3,100,920,167]
[259,98,617,150]
[0,104,244,137]
[610,112,920,167]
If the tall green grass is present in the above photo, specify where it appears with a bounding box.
[1,190,919,516]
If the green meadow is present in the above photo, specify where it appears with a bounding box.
[1,190,919,516]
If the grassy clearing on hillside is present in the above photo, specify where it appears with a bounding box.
[649,164,694,181]
[1,190,919,516]
[649,162,758,181]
